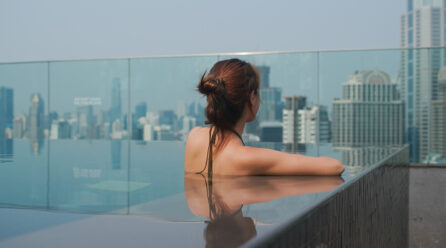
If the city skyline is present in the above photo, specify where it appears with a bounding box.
[0,66,401,143]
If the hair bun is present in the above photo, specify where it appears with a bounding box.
[198,77,225,96]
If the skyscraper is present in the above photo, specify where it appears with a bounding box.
[253,65,284,138]
[257,66,270,89]
[77,105,96,139]
[431,66,446,160]
[400,0,444,162]
[258,87,283,122]
[28,93,45,140]
[0,87,13,139]
[282,96,306,144]
[332,70,404,147]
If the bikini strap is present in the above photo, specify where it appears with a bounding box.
[228,128,245,146]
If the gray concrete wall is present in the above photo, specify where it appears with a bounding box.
[409,167,446,248]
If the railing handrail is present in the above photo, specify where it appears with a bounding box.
[2,46,446,65]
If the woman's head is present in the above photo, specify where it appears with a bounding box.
[198,59,260,130]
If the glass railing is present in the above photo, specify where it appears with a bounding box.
[1,48,445,164]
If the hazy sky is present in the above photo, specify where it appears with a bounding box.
[0,0,405,63]
[0,0,408,116]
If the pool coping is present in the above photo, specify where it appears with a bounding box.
[243,145,410,247]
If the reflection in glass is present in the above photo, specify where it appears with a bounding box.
[184,173,343,248]
[0,138,13,163]
[0,87,13,139]
[339,147,396,178]
[111,140,121,170]
[49,60,128,141]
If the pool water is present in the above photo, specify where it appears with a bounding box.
[0,139,402,247]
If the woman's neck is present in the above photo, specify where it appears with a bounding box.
[233,118,246,137]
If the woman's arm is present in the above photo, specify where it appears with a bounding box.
[230,146,344,176]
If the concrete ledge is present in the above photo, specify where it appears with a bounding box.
[409,167,446,248]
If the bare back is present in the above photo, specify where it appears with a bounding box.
[184,126,345,176]
[184,126,245,175]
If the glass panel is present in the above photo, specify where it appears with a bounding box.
[218,52,319,153]
[0,62,49,207]
[128,55,219,213]
[49,139,130,213]
[129,56,219,141]
[49,59,129,140]
[48,59,130,212]
[319,49,406,169]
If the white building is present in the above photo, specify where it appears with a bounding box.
[332,70,404,147]
[143,124,154,141]
[282,96,306,144]
[298,106,330,144]
[50,121,59,139]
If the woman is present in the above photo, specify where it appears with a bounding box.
[184,58,344,176]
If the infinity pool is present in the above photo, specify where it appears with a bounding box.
[0,140,407,247]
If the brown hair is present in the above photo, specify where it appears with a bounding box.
[197,59,260,176]
[198,58,260,131]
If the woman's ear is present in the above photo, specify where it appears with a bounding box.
[249,91,256,106]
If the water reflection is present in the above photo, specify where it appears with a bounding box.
[0,138,13,163]
[184,173,344,248]
[30,137,44,155]
[111,140,121,170]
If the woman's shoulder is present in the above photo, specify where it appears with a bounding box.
[185,126,208,146]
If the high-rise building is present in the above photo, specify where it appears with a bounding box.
[298,105,330,144]
[50,120,72,140]
[257,66,270,89]
[155,125,177,141]
[158,110,177,128]
[259,121,283,142]
[28,93,45,140]
[135,102,147,121]
[258,87,283,122]
[282,96,306,144]
[77,105,96,139]
[332,70,404,147]
[254,65,284,138]
[0,87,13,138]
[143,124,154,141]
[187,101,205,126]
[400,0,445,162]
[431,66,446,160]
